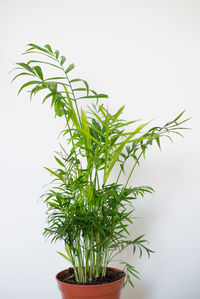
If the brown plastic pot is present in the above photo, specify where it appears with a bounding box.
[56,267,125,299]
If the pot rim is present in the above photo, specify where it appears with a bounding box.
[56,266,125,288]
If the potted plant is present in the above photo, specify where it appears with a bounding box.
[12,43,189,299]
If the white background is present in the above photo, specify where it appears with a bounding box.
[0,1,200,298]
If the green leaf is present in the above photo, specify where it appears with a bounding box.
[120,153,126,159]
[54,156,65,167]
[120,163,125,173]
[16,63,35,74]
[73,88,88,92]
[54,100,65,117]
[65,63,75,74]
[69,78,82,83]
[27,43,49,54]
[155,137,161,150]
[113,105,125,121]
[55,50,59,59]
[30,85,45,100]
[69,79,89,95]
[33,66,43,80]
[81,108,91,150]
[88,122,105,139]
[105,143,124,182]
[27,60,62,70]
[12,72,35,82]
[133,234,145,242]
[173,110,185,122]
[78,94,108,100]
[44,167,65,182]
[60,56,66,65]
[83,80,89,96]
[42,92,54,103]
[44,77,67,81]
[128,276,135,288]
[176,117,191,126]
[56,251,71,263]
[44,44,53,53]
[18,80,40,95]
[88,107,107,128]
[126,146,131,154]
[92,119,101,131]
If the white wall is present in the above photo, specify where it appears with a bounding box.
[0,1,200,298]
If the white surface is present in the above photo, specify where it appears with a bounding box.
[0,1,200,298]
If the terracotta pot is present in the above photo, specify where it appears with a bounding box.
[56,267,125,299]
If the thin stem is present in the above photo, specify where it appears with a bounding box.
[116,168,122,184]
[102,248,108,276]
[66,73,81,123]
[125,152,143,188]
[103,108,110,184]
[89,230,94,282]
[59,63,81,124]
[85,235,89,281]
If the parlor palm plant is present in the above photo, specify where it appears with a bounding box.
[12,43,189,287]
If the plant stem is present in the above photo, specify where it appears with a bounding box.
[89,230,94,282]
[60,64,81,124]
[125,152,143,188]
[116,168,122,184]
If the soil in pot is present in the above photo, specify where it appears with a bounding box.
[58,267,125,285]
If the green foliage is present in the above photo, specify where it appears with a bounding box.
[12,43,189,286]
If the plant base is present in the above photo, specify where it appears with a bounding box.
[56,267,125,299]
